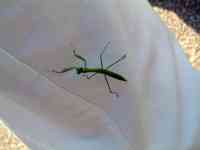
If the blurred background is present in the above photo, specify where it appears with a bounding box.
[149,0,200,69]
[0,0,200,149]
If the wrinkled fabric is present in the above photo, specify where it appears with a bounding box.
[0,0,200,149]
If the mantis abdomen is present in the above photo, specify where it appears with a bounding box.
[76,68,127,82]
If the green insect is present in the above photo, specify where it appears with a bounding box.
[51,42,127,97]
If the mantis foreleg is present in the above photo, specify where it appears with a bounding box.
[73,49,87,68]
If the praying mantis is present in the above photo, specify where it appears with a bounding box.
[51,42,127,97]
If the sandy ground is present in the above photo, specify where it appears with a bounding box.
[0,121,28,150]
[1,1,200,149]
[149,0,200,69]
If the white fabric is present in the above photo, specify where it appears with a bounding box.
[0,0,200,149]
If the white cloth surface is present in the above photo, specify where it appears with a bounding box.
[0,0,200,149]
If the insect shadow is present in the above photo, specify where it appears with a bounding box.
[51,42,127,98]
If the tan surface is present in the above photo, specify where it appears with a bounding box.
[0,2,200,150]
[0,121,29,150]
[152,6,200,69]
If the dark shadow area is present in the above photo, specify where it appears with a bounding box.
[148,0,200,33]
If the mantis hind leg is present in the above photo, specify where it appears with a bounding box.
[86,53,127,79]
[99,42,119,97]
[84,41,111,79]
[104,74,119,97]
